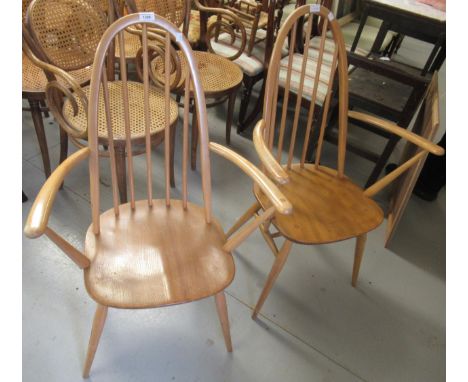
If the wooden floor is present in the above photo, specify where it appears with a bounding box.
[22,38,445,381]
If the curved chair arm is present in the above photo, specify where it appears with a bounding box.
[348,111,445,197]
[24,148,91,238]
[209,142,292,215]
[22,41,89,139]
[253,119,290,184]
[349,111,444,156]
[23,41,86,105]
[193,0,247,61]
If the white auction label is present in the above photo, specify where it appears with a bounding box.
[139,12,155,21]
[310,4,320,13]
[328,12,335,21]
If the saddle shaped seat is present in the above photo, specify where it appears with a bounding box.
[85,200,234,309]
[254,164,384,244]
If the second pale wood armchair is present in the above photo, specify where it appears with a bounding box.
[227,4,444,319]
[24,11,291,378]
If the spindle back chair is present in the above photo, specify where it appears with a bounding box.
[24,11,292,377]
[227,4,444,318]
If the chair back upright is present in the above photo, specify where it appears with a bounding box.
[263,4,349,177]
[87,12,213,234]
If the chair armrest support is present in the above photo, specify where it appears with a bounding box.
[24,148,91,238]
[349,111,444,197]
[253,120,290,184]
[209,142,292,215]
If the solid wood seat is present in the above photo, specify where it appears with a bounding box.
[62,80,179,141]
[85,200,234,309]
[254,164,383,244]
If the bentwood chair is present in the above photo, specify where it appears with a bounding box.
[125,0,245,163]
[227,5,444,318]
[25,0,176,204]
[208,0,286,132]
[216,0,269,57]
[22,0,90,178]
[24,12,291,378]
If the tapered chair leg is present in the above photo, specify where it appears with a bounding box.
[83,304,108,379]
[58,127,69,190]
[352,233,367,287]
[225,89,237,146]
[40,99,49,118]
[214,291,232,352]
[59,127,69,165]
[29,99,51,178]
[237,77,253,132]
[253,239,293,319]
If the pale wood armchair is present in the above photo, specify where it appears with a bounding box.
[226,4,444,318]
[24,10,291,378]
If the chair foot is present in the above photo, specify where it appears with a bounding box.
[351,234,367,287]
[83,304,108,378]
[214,292,232,352]
[252,239,293,319]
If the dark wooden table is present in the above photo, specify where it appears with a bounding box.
[351,0,446,75]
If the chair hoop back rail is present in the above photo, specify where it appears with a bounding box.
[262,4,348,176]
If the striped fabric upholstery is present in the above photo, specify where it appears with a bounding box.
[278,48,334,106]
[210,29,267,76]
[210,29,288,76]
[278,35,368,106]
